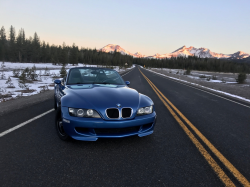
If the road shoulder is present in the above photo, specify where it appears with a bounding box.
[144,68,250,106]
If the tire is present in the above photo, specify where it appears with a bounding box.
[55,108,71,141]
[54,96,57,110]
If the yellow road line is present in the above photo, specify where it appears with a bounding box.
[139,68,250,186]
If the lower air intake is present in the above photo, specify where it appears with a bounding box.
[94,126,140,134]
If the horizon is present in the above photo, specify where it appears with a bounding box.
[1,0,250,55]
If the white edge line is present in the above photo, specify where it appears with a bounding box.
[121,68,134,77]
[0,109,54,138]
[143,68,250,109]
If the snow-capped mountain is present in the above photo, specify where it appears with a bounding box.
[229,51,250,59]
[147,53,172,59]
[171,46,194,57]
[171,46,231,58]
[134,52,146,58]
[99,44,147,58]
[99,44,250,60]
[98,44,134,56]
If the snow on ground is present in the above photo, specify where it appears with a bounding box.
[0,62,134,103]
[145,68,250,103]
[151,68,240,84]
[0,62,125,70]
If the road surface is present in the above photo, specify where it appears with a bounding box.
[0,67,250,186]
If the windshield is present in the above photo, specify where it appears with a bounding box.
[67,68,125,85]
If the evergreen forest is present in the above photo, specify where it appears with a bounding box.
[0,26,133,68]
[134,56,250,73]
[0,25,249,73]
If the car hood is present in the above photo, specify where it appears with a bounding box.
[62,85,140,119]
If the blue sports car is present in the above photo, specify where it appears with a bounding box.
[54,67,157,141]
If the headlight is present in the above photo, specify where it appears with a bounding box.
[87,109,94,116]
[77,109,84,117]
[68,108,101,118]
[137,105,153,115]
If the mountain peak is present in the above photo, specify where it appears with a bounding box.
[238,51,247,54]
[107,44,115,46]
[134,52,146,58]
[172,45,187,53]
[231,51,250,59]
[154,53,161,56]
[99,44,134,56]
[134,52,142,55]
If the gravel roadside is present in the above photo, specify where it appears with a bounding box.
[0,90,54,116]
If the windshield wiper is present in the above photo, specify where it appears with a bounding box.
[67,83,89,85]
[93,82,110,84]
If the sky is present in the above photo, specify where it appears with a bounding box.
[0,0,249,56]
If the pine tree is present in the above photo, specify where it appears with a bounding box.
[32,32,40,62]
[16,28,26,62]
[44,66,50,76]
[59,42,68,65]
[40,41,46,62]
[12,69,21,77]
[9,25,16,62]
[69,43,78,65]
[236,73,247,84]
[0,71,6,80]
[26,36,33,62]
[1,61,6,69]
[0,26,7,62]
[18,71,29,89]
[38,70,42,80]
[6,76,15,88]
[60,64,67,78]
[29,65,38,80]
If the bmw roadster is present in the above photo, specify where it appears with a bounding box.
[54,67,157,141]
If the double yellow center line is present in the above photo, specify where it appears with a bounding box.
[139,68,250,187]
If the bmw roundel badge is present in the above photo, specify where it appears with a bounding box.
[116,103,121,108]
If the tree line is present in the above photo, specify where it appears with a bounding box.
[133,56,250,73]
[0,25,133,67]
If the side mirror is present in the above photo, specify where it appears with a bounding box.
[54,79,61,84]
[125,81,130,86]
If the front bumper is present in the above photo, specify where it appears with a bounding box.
[61,107,157,141]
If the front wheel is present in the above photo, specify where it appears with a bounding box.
[54,96,57,110]
[55,109,71,141]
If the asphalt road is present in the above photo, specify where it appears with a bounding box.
[0,67,250,186]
